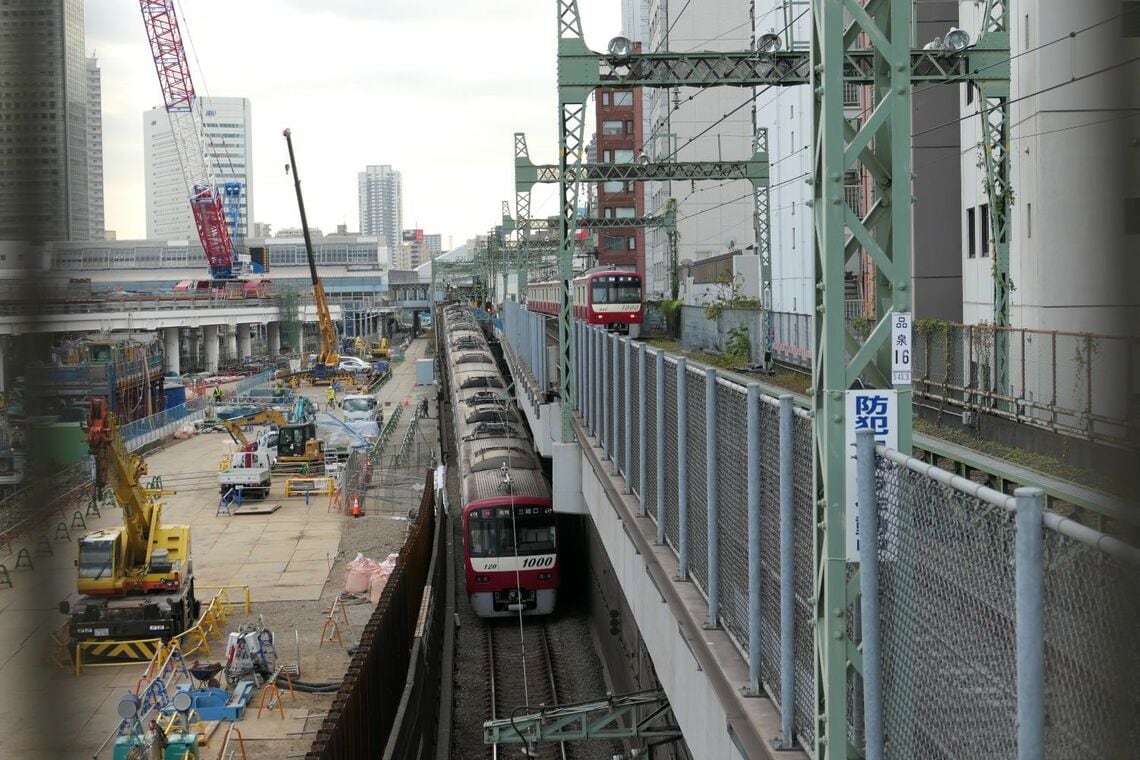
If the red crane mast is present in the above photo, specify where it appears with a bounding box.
[140,0,235,279]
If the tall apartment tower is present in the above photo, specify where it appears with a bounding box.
[594,78,645,276]
[87,56,105,241]
[358,166,403,259]
[0,0,89,241]
[144,96,254,240]
[424,234,442,258]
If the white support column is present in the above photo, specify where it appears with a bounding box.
[225,325,238,362]
[267,322,281,355]
[163,327,181,376]
[236,323,252,361]
[204,324,219,373]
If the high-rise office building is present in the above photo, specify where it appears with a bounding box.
[87,56,105,241]
[358,165,403,258]
[144,96,254,240]
[424,234,442,258]
[0,0,89,241]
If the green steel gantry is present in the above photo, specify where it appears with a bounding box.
[553,1,1009,757]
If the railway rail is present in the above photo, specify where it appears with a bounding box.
[486,620,569,760]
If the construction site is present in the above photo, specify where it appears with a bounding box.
[0,334,439,758]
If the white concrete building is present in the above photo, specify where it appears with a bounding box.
[957,0,1137,417]
[358,165,403,261]
[642,0,756,301]
[959,0,1137,338]
[144,96,254,241]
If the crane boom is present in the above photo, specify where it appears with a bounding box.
[140,0,235,279]
[283,128,340,368]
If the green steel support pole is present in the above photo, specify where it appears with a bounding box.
[556,0,591,443]
[977,0,1011,402]
[812,0,913,754]
[754,129,773,370]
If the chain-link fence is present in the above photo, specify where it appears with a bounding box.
[501,321,1139,759]
[871,446,1140,759]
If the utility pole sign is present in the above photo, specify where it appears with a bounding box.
[846,390,898,561]
[891,312,913,386]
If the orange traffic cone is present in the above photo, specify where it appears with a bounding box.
[352,498,362,518]
[403,397,409,407]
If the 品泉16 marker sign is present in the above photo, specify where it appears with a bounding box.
[891,312,912,386]
[846,389,898,562]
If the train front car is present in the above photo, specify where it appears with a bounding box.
[440,304,559,617]
[577,267,642,330]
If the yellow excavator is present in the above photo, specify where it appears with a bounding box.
[61,400,199,653]
[221,408,326,470]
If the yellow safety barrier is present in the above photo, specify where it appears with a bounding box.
[284,476,336,497]
[197,584,252,614]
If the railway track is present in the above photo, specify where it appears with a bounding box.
[486,620,569,760]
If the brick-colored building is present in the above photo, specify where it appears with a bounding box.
[593,77,645,279]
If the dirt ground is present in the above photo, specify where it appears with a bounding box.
[214,504,413,759]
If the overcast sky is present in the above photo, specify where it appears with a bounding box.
[85,0,620,249]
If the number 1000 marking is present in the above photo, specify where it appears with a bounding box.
[522,556,555,569]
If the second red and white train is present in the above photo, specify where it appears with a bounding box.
[526,266,643,330]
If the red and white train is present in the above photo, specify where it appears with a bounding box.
[526,266,643,330]
[440,303,559,617]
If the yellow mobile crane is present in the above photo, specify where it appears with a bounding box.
[284,128,343,385]
[61,400,199,652]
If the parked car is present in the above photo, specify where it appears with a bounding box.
[338,356,371,373]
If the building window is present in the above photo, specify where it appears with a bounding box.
[980,203,990,257]
[613,90,633,106]
[602,120,624,135]
[967,207,976,258]
[615,207,636,218]
[602,149,613,163]
[965,82,974,105]
[601,92,611,106]
[603,180,624,193]
[613,149,635,163]
[627,237,637,251]
[604,235,625,251]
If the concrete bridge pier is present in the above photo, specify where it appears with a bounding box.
[267,321,281,355]
[225,325,238,363]
[187,331,199,371]
[204,324,219,373]
[163,327,181,376]
[236,323,252,361]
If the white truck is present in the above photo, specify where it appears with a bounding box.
[218,448,273,499]
[341,394,379,423]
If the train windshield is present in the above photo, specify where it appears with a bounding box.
[468,505,556,557]
[591,275,641,304]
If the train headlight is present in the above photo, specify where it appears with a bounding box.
[475,575,491,584]
[538,572,553,581]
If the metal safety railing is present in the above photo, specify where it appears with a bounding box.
[502,316,1140,758]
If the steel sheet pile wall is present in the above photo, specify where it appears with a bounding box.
[306,470,437,759]
[381,471,448,760]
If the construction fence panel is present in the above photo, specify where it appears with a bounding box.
[685,364,709,596]
[644,353,659,521]
[715,381,750,655]
[663,358,680,554]
[791,411,816,752]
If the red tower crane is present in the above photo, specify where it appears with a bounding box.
[140,0,236,280]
